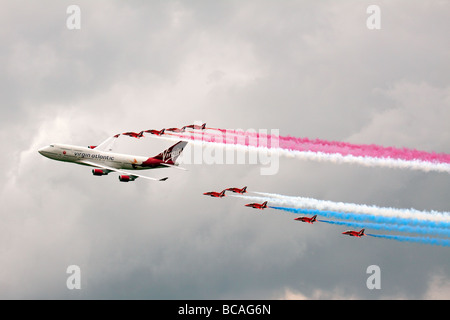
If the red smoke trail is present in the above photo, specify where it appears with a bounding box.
[157,127,450,172]
[203,128,450,164]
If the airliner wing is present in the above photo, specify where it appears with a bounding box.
[80,160,168,181]
[158,163,188,171]
[94,134,120,152]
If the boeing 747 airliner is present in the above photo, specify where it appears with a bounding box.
[38,135,187,182]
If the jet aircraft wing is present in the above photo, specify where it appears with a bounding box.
[79,160,168,182]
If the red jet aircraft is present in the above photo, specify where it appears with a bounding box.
[145,129,165,136]
[165,127,185,133]
[294,214,317,224]
[342,229,365,238]
[245,201,268,209]
[183,123,206,130]
[225,186,247,194]
[203,190,226,198]
[123,131,144,138]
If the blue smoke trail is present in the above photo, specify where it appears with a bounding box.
[242,193,450,223]
[269,206,450,228]
[367,234,450,247]
[318,219,450,247]
[270,206,450,237]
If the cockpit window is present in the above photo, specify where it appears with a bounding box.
[50,145,54,147]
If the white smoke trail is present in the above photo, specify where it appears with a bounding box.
[154,132,450,174]
[232,192,450,223]
[279,149,450,173]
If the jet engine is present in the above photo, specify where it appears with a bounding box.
[118,175,137,182]
[92,168,108,176]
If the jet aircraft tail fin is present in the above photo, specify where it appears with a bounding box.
[153,141,188,164]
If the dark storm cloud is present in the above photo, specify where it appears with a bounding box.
[0,0,449,299]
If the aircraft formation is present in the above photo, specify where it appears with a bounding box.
[202,186,366,239]
[39,123,449,246]
[118,123,208,140]
[38,123,207,182]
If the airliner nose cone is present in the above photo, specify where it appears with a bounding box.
[38,146,49,156]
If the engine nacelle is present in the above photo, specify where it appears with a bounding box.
[92,168,108,176]
[118,175,136,182]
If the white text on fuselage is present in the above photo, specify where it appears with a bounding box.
[74,152,115,161]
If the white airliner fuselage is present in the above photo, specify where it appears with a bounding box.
[39,144,147,170]
[38,138,188,182]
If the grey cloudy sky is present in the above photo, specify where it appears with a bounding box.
[1,0,449,299]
